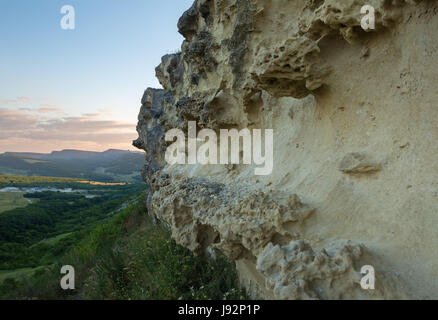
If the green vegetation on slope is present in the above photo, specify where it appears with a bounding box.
[0,267,44,283]
[0,183,145,269]
[0,194,247,300]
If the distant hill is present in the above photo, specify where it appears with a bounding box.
[0,149,144,182]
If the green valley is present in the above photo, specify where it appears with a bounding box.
[0,173,246,300]
[0,180,146,270]
[0,149,145,183]
[0,190,246,300]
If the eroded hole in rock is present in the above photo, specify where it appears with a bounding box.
[196,224,221,252]
[271,233,292,246]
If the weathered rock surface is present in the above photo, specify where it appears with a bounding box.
[135,0,438,299]
[339,152,382,174]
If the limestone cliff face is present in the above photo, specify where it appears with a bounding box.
[134,0,438,299]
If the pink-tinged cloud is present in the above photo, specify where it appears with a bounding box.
[0,108,138,153]
[17,97,30,103]
[37,107,63,113]
[0,100,19,107]
[0,97,30,106]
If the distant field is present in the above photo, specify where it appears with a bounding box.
[23,159,48,164]
[0,192,32,214]
[0,174,126,185]
[0,174,82,184]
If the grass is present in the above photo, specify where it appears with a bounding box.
[0,192,31,214]
[0,267,44,283]
[37,233,74,246]
[0,193,248,300]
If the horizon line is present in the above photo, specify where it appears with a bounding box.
[0,148,143,155]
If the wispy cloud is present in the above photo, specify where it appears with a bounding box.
[0,108,138,153]
[17,97,30,103]
[0,100,19,107]
[0,97,31,107]
[37,106,64,114]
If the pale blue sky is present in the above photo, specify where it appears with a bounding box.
[0,0,193,152]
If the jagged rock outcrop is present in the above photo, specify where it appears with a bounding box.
[135,0,438,299]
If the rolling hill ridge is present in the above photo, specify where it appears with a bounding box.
[0,149,144,182]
